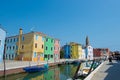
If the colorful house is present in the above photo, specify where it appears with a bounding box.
[54,39,60,61]
[44,36,54,61]
[63,43,71,59]
[70,42,82,59]
[5,36,18,60]
[85,46,93,60]
[0,27,6,62]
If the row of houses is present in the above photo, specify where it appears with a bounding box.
[0,27,110,62]
[62,36,110,60]
[5,28,60,62]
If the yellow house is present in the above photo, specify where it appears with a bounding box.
[16,29,45,62]
[70,42,82,59]
[78,45,82,59]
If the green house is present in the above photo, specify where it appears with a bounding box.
[44,36,54,61]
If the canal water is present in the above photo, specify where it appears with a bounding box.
[1,64,82,80]
[1,60,102,80]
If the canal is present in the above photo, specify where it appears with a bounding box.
[1,64,82,80]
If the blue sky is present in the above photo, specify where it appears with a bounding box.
[0,0,120,51]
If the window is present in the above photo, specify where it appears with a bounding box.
[46,38,48,42]
[14,38,15,42]
[35,43,37,48]
[51,47,53,51]
[51,55,53,58]
[13,46,15,50]
[7,46,8,50]
[42,44,44,49]
[51,39,53,43]
[0,40,1,46]
[10,46,11,50]
[7,39,9,43]
[12,54,14,59]
[10,39,12,42]
[46,46,48,50]
[44,55,47,58]
[22,45,24,49]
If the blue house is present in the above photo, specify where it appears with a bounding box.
[0,27,6,63]
[64,44,71,59]
[5,36,18,60]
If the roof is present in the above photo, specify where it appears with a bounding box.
[0,24,7,32]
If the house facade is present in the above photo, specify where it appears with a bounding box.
[85,46,93,60]
[0,27,6,62]
[5,36,18,60]
[54,39,60,61]
[63,44,71,59]
[44,36,54,61]
[70,42,82,59]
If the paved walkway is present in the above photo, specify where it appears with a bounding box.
[0,59,77,71]
[91,60,120,80]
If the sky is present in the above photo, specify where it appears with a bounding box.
[0,0,120,51]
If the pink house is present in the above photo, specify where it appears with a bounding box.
[54,39,60,61]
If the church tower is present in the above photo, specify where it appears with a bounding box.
[86,36,90,47]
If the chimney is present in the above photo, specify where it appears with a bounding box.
[19,28,23,35]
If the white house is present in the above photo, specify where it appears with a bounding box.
[85,46,93,60]
[0,27,6,63]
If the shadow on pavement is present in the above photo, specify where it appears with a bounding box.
[104,60,120,80]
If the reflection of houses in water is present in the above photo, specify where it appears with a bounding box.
[60,65,77,80]
[23,72,44,80]
[44,68,60,80]
[22,67,60,80]
[44,69,55,80]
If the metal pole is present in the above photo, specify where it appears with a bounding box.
[3,43,6,79]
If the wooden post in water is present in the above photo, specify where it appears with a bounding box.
[87,59,95,76]
[73,60,82,80]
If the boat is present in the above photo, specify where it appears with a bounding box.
[23,64,49,73]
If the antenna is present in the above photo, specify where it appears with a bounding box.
[30,27,35,31]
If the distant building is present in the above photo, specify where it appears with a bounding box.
[70,42,82,59]
[5,28,60,62]
[85,46,93,60]
[93,48,110,59]
[54,39,60,61]
[0,27,6,63]
[85,36,93,60]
